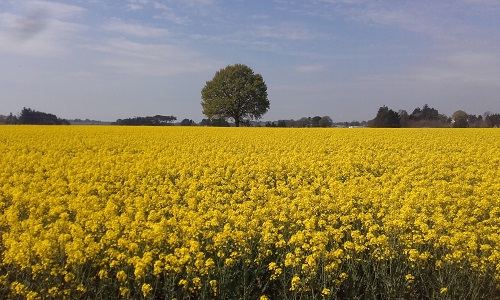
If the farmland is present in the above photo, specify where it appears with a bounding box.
[1,126,499,299]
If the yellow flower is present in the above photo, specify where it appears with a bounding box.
[179,279,188,288]
[405,274,415,283]
[119,287,130,297]
[116,270,127,283]
[26,291,40,300]
[290,275,301,291]
[141,283,153,297]
[210,279,217,294]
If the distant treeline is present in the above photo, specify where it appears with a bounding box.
[370,104,500,128]
[2,105,500,128]
[113,115,177,126]
[0,108,70,125]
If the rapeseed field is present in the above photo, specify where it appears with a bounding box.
[0,126,499,299]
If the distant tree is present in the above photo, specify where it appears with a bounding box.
[18,107,69,125]
[5,113,18,124]
[295,117,311,127]
[371,106,401,128]
[485,113,500,127]
[398,110,410,127]
[318,116,333,127]
[467,114,485,128]
[277,120,287,127]
[452,110,469,128]
[152,115,176,125]
[420,104,439,120]
[199,119,211,126]
[311,116,322,127]
[201,64,269,127]
[284,119,296,127]
[409,104,449,127]
[180,119,195,126]
[410,107,422,120]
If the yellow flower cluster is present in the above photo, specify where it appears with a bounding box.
[0,126,499,299]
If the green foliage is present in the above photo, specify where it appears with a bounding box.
[371,106,401,128]
[485,113,500,127]
[201,64,269,127]
[318,116,333,127]
[18,107,70,125]
[114,115,176,126]
[407,105,450,127]
[180,119,195,126]
[0,113,19,124]
[452,110,469,128]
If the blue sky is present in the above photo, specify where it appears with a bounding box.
[1,0,499,122]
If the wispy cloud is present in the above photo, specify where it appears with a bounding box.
[92,38,220,76]
[126,4,143,11]
[252,22,326,41]
[348,4,451,38]
[333,1,498,43]
[126,0,150,11]
[102,19,169,38]
[24,0,86,18]
[125,0,217,24]
[152,2,189,25]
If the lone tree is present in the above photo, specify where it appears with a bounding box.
[201,64,269,127]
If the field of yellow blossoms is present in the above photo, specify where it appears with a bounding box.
[1,126,499,299]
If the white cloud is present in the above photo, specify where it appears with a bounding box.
[103,19,169,38]
[24,0,86,18]
[126,4,143,11]
[93,38,220,76]
[126,0,150,11]
[352,5,445,37]
[152,2,189,25]
[252,22,325,41]
[125,1,215,25]
[0,10,85,57]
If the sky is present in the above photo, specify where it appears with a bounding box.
[1,0,499,122]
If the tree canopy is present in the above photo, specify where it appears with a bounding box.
[201,64,269,127]
[452,110,469,128]
[16,107,69,125]
[371,106,401,128]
